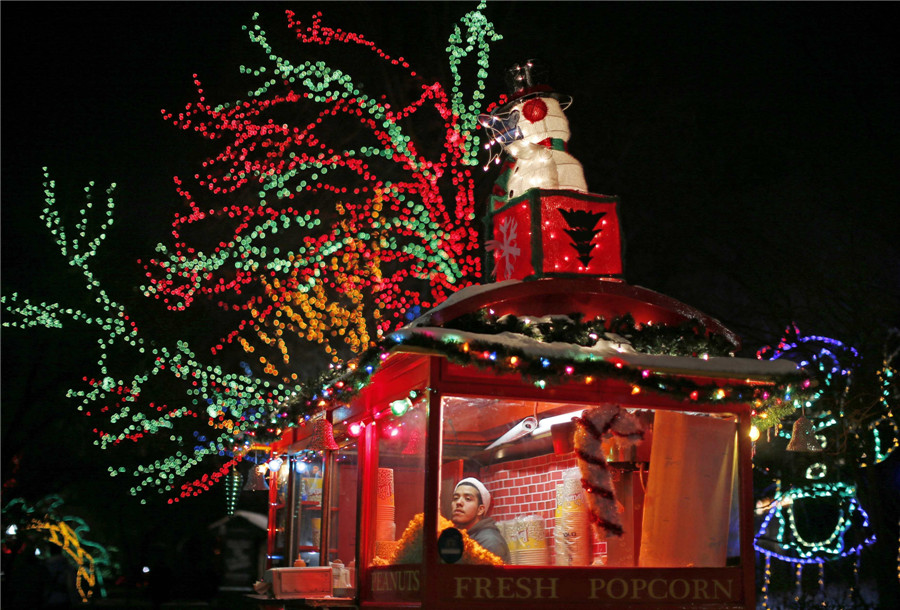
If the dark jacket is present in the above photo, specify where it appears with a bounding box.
[467,517,511,564]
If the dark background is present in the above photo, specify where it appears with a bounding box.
[2,0,898,598]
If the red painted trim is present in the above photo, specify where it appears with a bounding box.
[436,359,754,415]
[357,420,379,599]
[422,358,443,603]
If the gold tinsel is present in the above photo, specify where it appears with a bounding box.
[374,513,504,566]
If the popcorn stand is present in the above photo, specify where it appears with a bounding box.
[253,63,806,609]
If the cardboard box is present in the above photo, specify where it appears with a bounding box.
[267,567,333,599]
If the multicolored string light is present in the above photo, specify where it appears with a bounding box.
[757,324,898,466]
[143,3,500,381]
[755,323,859,432]
[3,3,501,501]
[2,172,281,502]
[283,309,811,441]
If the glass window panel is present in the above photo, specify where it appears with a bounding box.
[365,390,428,605]
[440,396,742,569]
[368,390,428,567]
[268,456,293,568]
[327,440,358,596]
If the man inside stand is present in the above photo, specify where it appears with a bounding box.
[450,478,510,563]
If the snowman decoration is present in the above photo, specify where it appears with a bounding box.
[480,60,588,203]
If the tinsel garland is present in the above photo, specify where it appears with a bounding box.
[371,513,504,566]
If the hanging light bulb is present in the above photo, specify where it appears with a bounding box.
[786,416,823,452]
[267,456,284,472]
[390,397,411,417]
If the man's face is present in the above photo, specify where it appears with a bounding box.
[450,484,485,529]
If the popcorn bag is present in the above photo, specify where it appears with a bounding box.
[516,514,549,565]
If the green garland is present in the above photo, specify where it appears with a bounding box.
[447,310,737,357]
[250,309,808,443]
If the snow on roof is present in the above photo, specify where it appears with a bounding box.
[392,325,798,380]
[408,279,522,327]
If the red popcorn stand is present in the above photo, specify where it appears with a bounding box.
[253,68,804,610]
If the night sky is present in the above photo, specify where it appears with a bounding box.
[2,0,899,588]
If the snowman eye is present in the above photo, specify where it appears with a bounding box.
[521,98,548,122]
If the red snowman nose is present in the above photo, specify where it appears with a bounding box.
[522,98,548,122]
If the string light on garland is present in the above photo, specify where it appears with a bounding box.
[390,397,412,417]
[272,308,809,442]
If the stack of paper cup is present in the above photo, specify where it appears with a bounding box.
[375,468,396,541]
[554,472,591,566]
[514,515,550,565]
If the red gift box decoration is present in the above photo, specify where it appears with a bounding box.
[485,189,623,281]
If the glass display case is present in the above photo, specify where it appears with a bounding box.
[263,425,359,597]
[339,349,767,610]
[266,456,293,568]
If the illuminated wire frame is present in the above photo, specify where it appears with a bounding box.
[753,482,876,565]
[226,470,243,515]
[32,520,104,603]
[859,357,899,467]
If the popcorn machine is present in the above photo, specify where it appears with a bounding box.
[259,276,801,610]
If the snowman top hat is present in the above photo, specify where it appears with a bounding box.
[494,58,572,115]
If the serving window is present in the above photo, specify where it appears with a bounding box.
[367,390,429,568]
[438,396,743,569]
